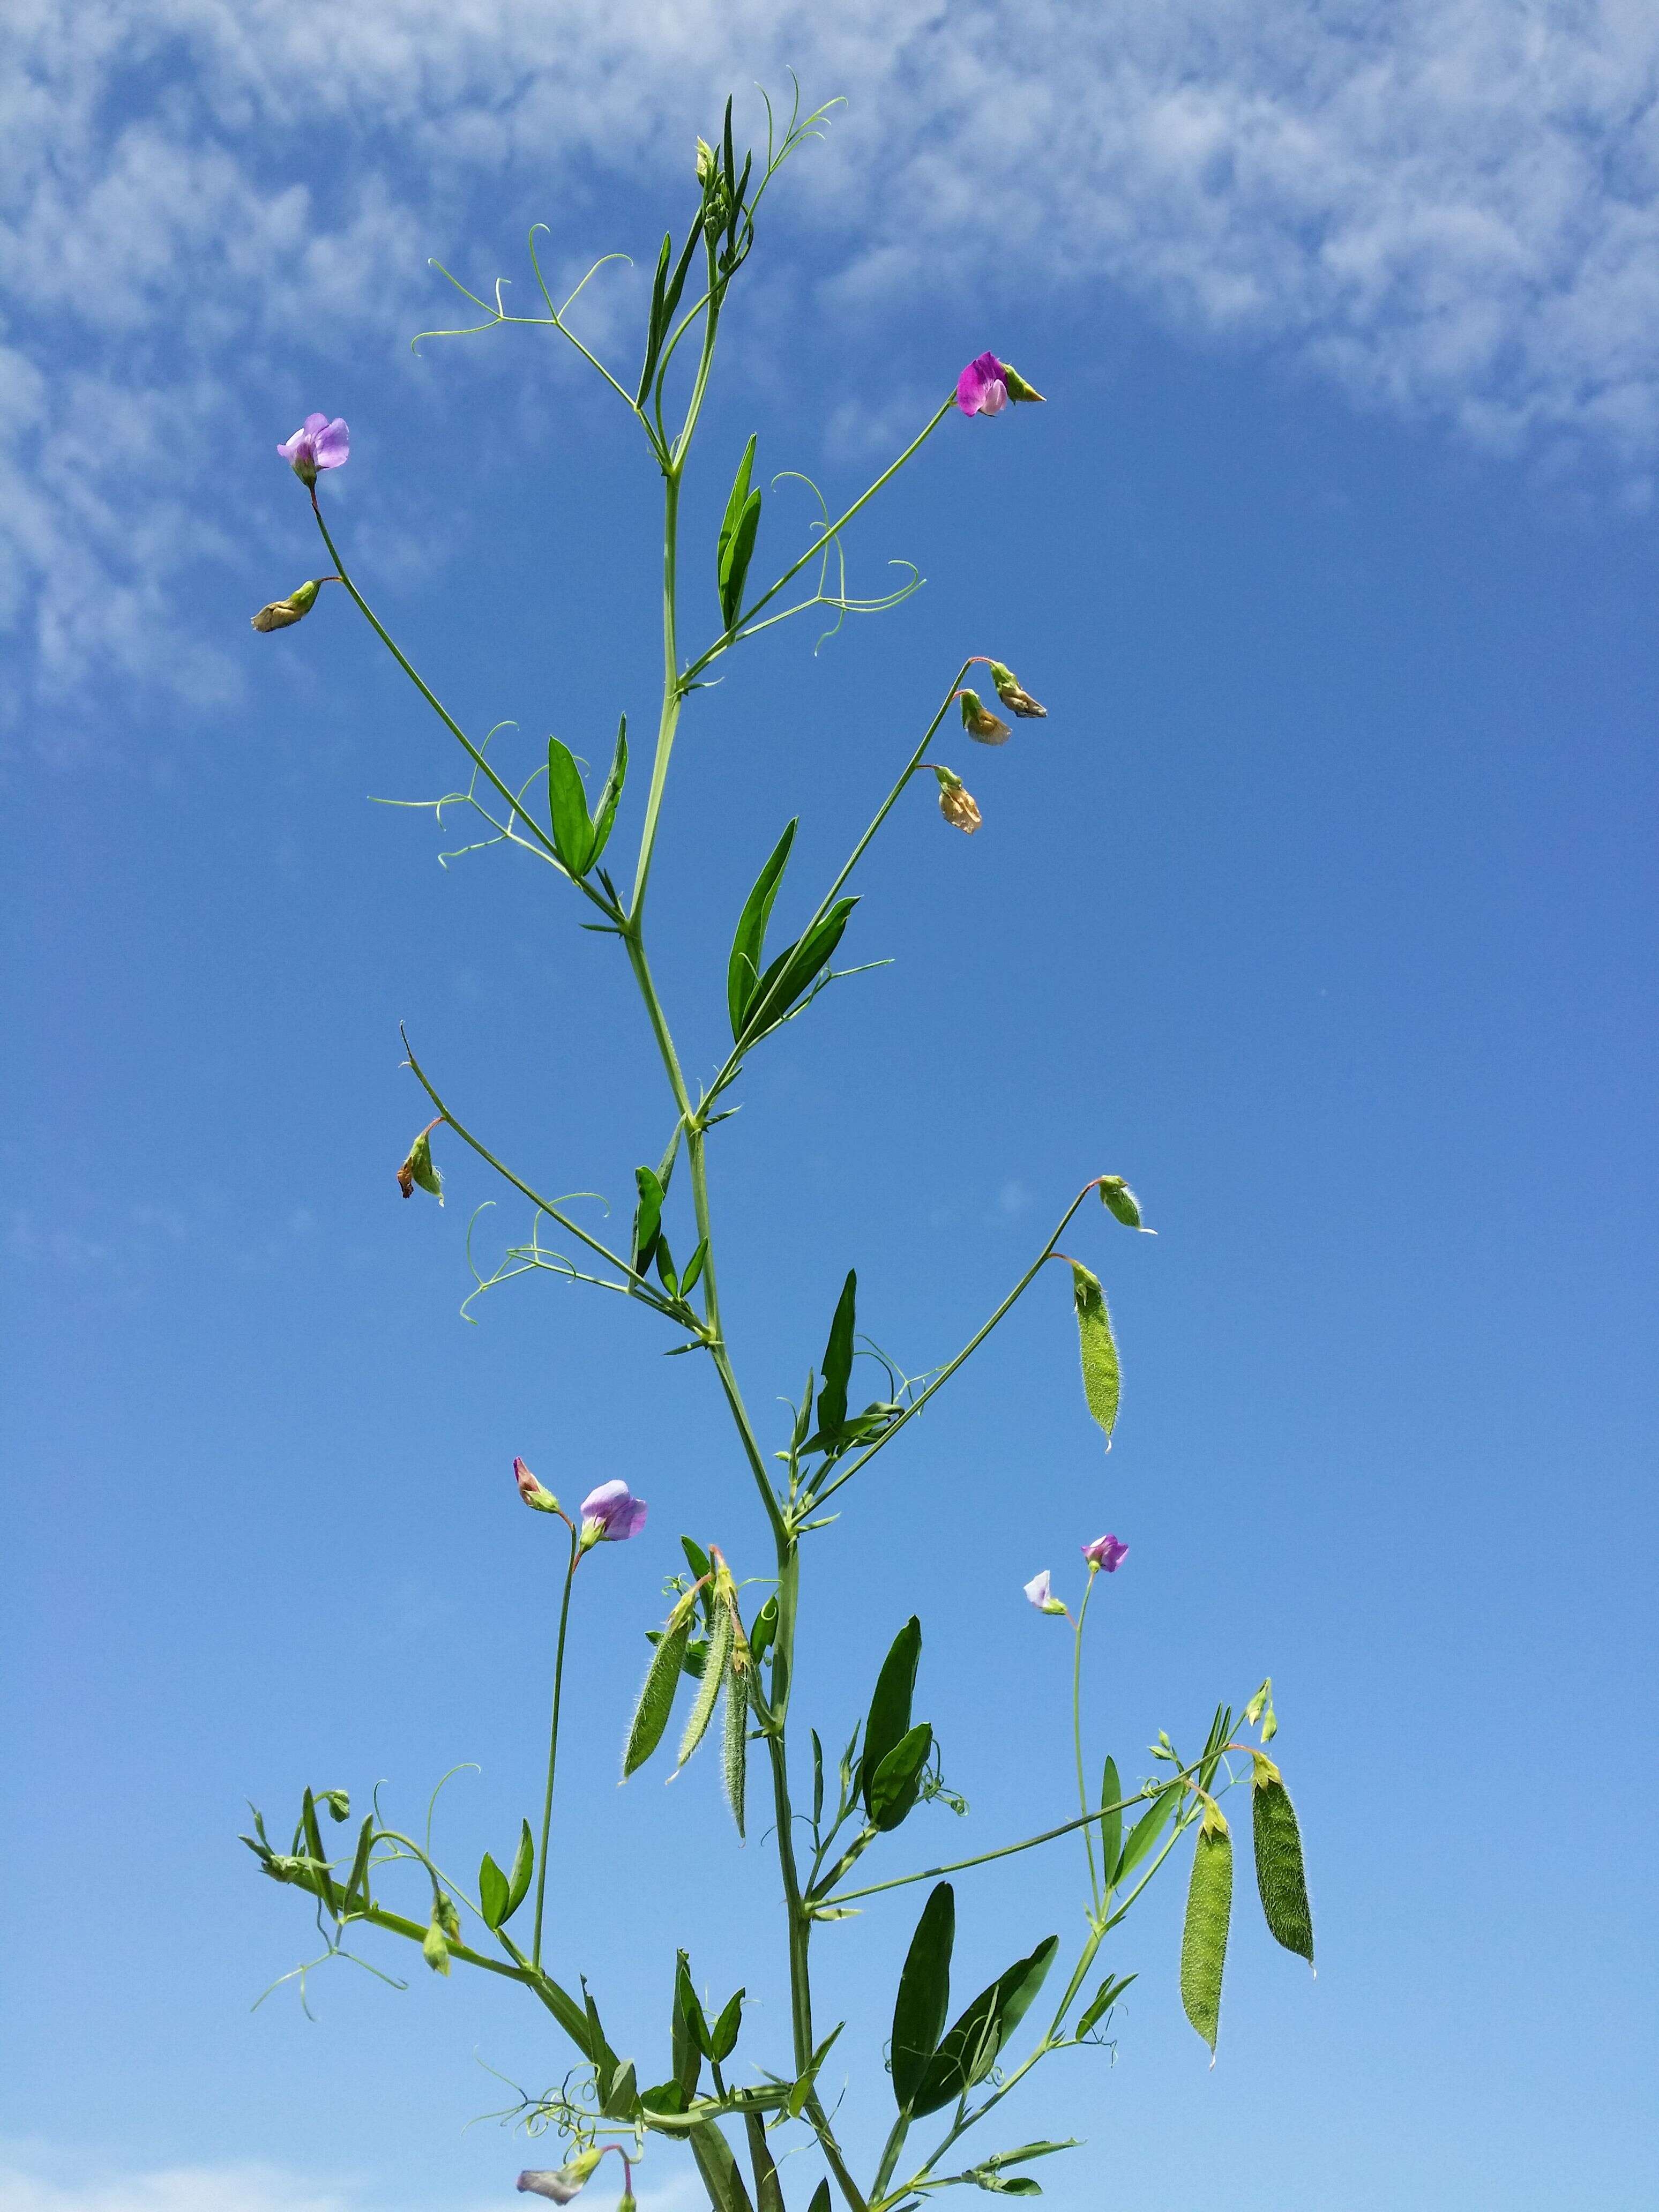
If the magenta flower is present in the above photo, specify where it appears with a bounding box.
[278,412,350,484]
[1023,1568,1067,1616]
[579,1478,648,1546]
[1082,1532,1129,1574]
[955,353,1008,418]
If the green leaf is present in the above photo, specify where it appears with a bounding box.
[860,1616,922,1814]
[816,1269,857,1447]
[547,736,597,875]
[914,1935,1059,2116]
[342,1815,375,1913]
[690,2119,756,2212]
[679,1238,709,1297]
[741,896,858,1045]
[681,1535,713,1602]
[582,1978,620,2086]
[1179,1825,1234,2053]
[601,2057,640,2120]
[478,1851,510,1930]
[891,1881,955,2110]
[722,1647,749,1837]
[635,231,672,406]
[807,2183,831,2212]
[980,2180,1042,2196]
[1252,1776,1313,1964]
[1070,1262,1120,1443]
[677,1602,732,1769]
[672,1951,706,2098]
[505,1819,534,1916]
[624,1605,693,1775]
[1098,1757,1123,1893]
[719,489,763,630]
[1074,1970,1136,2039]
[631,1165,666,1274]
[748,1596,779,1667]
[727,820,796,1038]
[707,1986,745,2061]
[869,1722,933,1832]
[588,715,628,869]
[717,435,759,630]
[655,1236,679,1298]
[786,2021,843,2119]
[1113,1782,1179,1888]
[811,1729,825,1826]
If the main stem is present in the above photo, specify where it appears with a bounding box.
[532,1524,581,1968]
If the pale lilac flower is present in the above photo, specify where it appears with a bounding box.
[955,353,1008,419]
[278,412,350,484]
[579,1478,648,1545]
[518,2153,603,2202]
[1024,1568,1067,1616]
[1082,1532,1129,1573]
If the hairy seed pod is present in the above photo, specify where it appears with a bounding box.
[1252,1776,1314,1964]
[1179,1822,1232,2053]
[623,1602,693,1776]
[677,1601,733,1770]
[1070,1262,1121,1441]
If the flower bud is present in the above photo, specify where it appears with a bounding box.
[999,362,1046,403]
[958,689,1011,746]
[397,1120,444,1203]
[514,1456,561,1514]
[696,138,717,185]
[933,766,981,834]
[251,579,324,632]
[422,1918,451,1976]
[987,660,1048,719]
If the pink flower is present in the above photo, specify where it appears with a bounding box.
[579,1478,648,1546]
[955,353,1008,418]
[278,413,350,484]
[1082,1533,1129,1573]
[513,1456,559,1514]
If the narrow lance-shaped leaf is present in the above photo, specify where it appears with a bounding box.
[624,1601,695,1776]
[860,1616,922,1813]
[679,1238,709,1297]
[478,1850,511,1930]
[631,1165,666,1274]
[716,435,758,625]
[1074,1970,1137,2039]
[891,1880,955,2110]
[587,715,628,868]
[342,1814,375,1913]
[1179,1821,1234,2054]
[672,1951,707,2098]
[706,1986,744,2061]
[740,896,858,1045]
[1114,1780,1179,1888]
[1070,1262,1121,1443]
[547,736,597,875]
[869,1722,933,1832]
[505,1818,534,1916]
[816,1269,857,1447]
[720,489,762,631]
[1098,1755,1123,1892]
[727,819,796,1038]
[1252,1772,1314,1965]
[677,1601,733,1770]
[913,1935,1058,2116]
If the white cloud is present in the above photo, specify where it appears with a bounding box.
[6,0,1659,723]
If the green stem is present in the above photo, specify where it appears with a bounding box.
[684,398,955,684]
[819,1768,1200,1909]
[809,1181,1104,1511]
[533,1521,581,1969]
[1072,1571,1100,1912]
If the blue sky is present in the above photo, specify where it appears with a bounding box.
[6,8,1658,2212]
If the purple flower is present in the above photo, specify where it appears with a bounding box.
[1082,1532,1129,1574]
[955,353,1008,418]
[1023,1568,1067,1616]
[278,412,350,484]
[579,1478,648,1546]
[518,2153,603,2202]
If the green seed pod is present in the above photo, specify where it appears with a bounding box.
[397,1122,444,1204]
[1179,1822,1232,2053]
[1252,1776,1314,1965]
[677,1601,733,1770]
[1097,1175,1152,1232]
[722,1635,749,1837]
[623,1599,694,1776]
[1070,1262,1121,1442]
[422,1916,451,1976]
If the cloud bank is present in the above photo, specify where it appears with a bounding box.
[6,0,1659,723]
